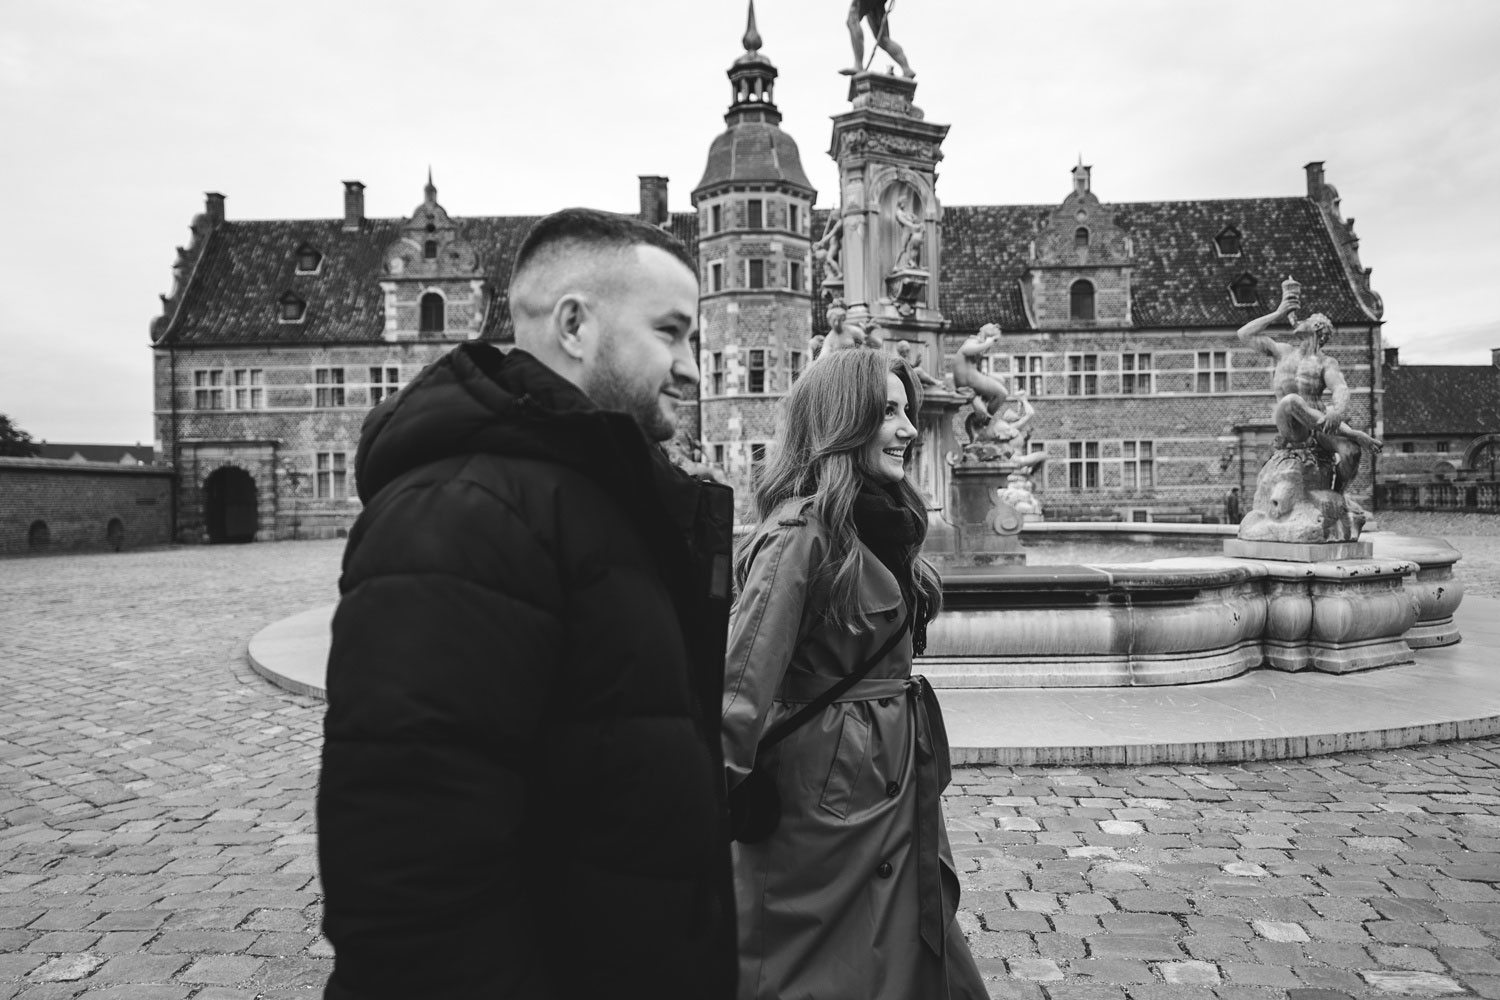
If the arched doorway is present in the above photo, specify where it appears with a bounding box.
[204,466,258,543]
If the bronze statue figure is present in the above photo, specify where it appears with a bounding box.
[842,0,915,78]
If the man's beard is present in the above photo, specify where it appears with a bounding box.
[582,344,677,442]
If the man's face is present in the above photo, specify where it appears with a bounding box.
[578,245,700,442]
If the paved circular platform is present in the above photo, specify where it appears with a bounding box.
[250,595,1500,766]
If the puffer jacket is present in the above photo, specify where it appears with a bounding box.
[318,342,737,1000]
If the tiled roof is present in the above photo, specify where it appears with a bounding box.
[1382,364,1500,435]
[37,443,156,464]
[693,121,814,193]
[161,216,537,345]
[939,197,1374,332]
[161,194,1376,346]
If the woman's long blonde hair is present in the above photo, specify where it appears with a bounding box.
[735,348,943,633]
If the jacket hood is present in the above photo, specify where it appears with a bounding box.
[355,342,646,504]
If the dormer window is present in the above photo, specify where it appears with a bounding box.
[1069,279,1095,321]
[1074,227,1089,249]
[295,244,322,274]
[1230,274,1260,307]
[1215,227,1243,257]
[279,292,306,323]
[424,240,438,260]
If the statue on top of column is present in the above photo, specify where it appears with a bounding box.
[841,0,915,78]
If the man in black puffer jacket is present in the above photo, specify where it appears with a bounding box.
[318,209,737,999]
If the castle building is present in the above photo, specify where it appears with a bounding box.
[150,9,1388,540]
[1375,348,1500,511]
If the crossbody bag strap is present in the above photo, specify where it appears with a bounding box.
[759,607,914,753]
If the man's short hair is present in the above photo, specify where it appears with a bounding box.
[509,208,695,294]
[1297,313,1335,340]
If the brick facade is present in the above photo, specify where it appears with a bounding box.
[0,458,172,556]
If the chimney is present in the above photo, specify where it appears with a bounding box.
[1304,161,1326,200]
[1384,347,1399,368]
[1492,347,1500,370]
[204,192,226,227]
[343,181,366,231]
[638,176,669,226]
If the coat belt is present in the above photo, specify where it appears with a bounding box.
[773,672,954,959]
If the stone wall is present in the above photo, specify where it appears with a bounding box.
[0,458,173,556]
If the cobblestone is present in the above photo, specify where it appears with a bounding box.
[2,521,1499,998]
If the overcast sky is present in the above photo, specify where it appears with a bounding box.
[3,0,1498,445]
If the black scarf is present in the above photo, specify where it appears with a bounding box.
[852,483,929,653]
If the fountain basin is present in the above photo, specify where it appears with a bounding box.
[923,524,1463,689]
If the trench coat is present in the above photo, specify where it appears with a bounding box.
[722,499,987,1000]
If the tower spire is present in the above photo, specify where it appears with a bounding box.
[424,167,437,204]
[743,0,762,56]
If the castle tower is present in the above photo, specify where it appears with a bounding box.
[692,2,816,521]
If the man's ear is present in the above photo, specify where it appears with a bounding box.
[553,293,591,362]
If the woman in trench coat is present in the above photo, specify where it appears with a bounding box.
[722,348,986,1000]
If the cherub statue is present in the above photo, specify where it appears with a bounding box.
[812,214,844,281]
[820,299,863,357]
[862,321,887,352]
[896,340,941,387]
[953,323,1008,424]
[893,195,923,271]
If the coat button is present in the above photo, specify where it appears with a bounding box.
[885,609,898,621]
[877,861,893,878]
[885,781,900,797]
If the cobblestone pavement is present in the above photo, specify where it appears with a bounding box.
[1,518,1497,999]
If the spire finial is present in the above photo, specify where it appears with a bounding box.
[743,0,762,55]
[424,166,436,203]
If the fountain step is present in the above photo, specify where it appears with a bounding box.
[249,597,1500,767]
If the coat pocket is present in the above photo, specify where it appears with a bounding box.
[818,708,871,820]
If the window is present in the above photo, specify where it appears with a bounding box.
[1230,275,1259,307]
[315,367,346,407]
[748,349,767,393]
[789,350,805,384]
[789,261,802,292]
[788,203,800,233]
[747,259,765,289]
[711,204,722,233]
[295,245,322,274]
[315,451,349,500]
[1123,440,1155,489]
[712,444,725,467]
[1012,355,1044,397]
[1436,441,1450,454]
[1066,354,1098,396]
[1196,351,1229,393]
[747,199,764,230]
[279,292,305,323]
[423,240,438,260]
[194,370,225,410]
[1215,227,1243,257]
[1070,280,1095,321]
[1121,353,1153,394]
[369,366,401,404]
[1068,442,1099,490]
[710,351,725,395]
[750,442,768,486]
[231,369,263,409]
[420,292,445,333]
[1074,227,1089,249]
[1401,441,1415,454]
[709,261,724,293]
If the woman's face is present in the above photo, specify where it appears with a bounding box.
[864,372,918,484]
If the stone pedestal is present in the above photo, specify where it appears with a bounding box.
[1224,538,1373,562]
[934,465,1025,568]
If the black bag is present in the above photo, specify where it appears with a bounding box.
[728,610,913,844]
